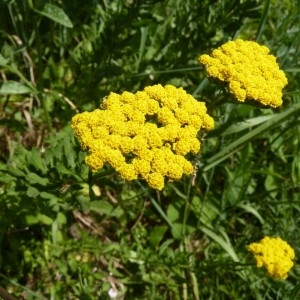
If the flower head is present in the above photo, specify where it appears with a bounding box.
[247,236,295,280]
[72,84,214,190]
[199,39,288,107]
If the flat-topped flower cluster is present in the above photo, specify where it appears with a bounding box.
[72,84,214,190]
[199,39,288,107]
[71,38,295,283]
[248,236,295,280]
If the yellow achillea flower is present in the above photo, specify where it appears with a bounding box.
[247,236,295,280]
[199,39,288,108]
[72,84,214,190]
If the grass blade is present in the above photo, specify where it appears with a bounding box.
[204,102,300,171]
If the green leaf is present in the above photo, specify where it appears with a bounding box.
[27,148,48,174]
[201,227,239,262]
[35,4,73,28]
[284,68,300,73]
[255,0,270,42]
[38,213,53,225]
[167,202,181,222]
[55,163,81,180]
[90,200,114,215]
[6,167,26,178]
[25,214,39,225]
[158,239,175,255]
[149,225,168,247]
[0,54,9,66]
[37,196,58,212]
[52,220,63,244]
[220,115,273,136]
[63,137,76,168]
[204,103,300,171]
[40,191,56,199]
[290,282,300,300]
[76,195,90,212]
[137,26,148,69]
[56,212,67,225]
[27,172,49,186]
[171,222,195,240]
[26,186,40,198]
[237,203,264,224]
[264,163,278,199]
[0,81,34,95]
[191,196,219,226]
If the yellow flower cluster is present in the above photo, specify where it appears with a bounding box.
[72,84,214,190]
[247,236,295,280]
[199,39,288,108]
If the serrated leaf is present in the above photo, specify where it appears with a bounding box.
[63,137,76,168]
[27,172,49,186]
[27,148,48,174]
[55,163,74,176]
[0,81,34,95]
[7,167,26,178]
[35,4,73,28]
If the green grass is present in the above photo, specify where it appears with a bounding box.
[1,0,300,299]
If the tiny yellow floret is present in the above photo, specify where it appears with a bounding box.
[199,39,288,107]
[72,84,214,190]
[247,236,295,280]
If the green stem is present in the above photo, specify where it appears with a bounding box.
[136,181,179,234]
[181,174,200,300]
[181,176,193,238]
[189,258,200,300]
[180,243,188,300]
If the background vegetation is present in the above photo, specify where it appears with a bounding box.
[0,0,300,299]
